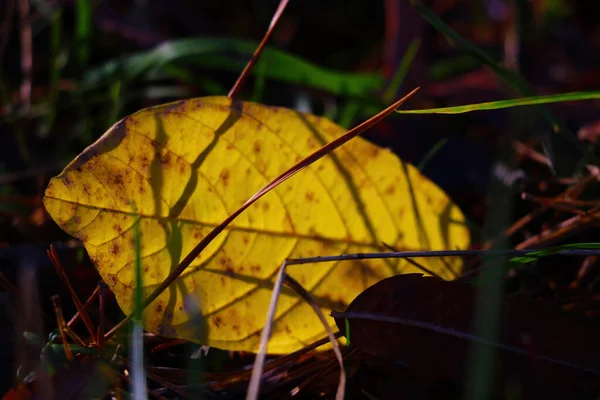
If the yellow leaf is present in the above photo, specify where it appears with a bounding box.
[43,97,470,353]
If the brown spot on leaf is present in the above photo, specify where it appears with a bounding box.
[305,191,315,202]
[150,139,159,148]
[262,202,270,211]
[225,267,235,278]
[213,316,223,328]
[113,174,124,186]
[385,184,396,195]
[140,155,149,169]
[220,169,230,186]
[113,224,123,234]
[219,256,231,268]
[161,153,172,166]
[307,138,317,149]
[242,235,250,244]
[250,265,261,273]
[62,175,72,187]
[155,303,163,313]
[398,207,405,219]
[253,140,262,154]
[110,243,119,256]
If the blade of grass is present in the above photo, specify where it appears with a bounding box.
[228,0,289,99]
[410,0,600,173]
[83,38,384,98]
[396,91,600,114]
[417,137,448,171]
[382,38,421,104]
[51,295,73,361]
[283,275,345,400]
[246,261,286,400]
[47,245,97,343]
[246,263,345,400]
[75,0,91,68]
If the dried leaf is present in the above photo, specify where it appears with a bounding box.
[334,274,600,396]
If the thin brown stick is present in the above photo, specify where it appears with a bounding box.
[512,140,550,166]
[523,193,600,209]
[104,88,419,341]
[150,339,188,355]
[67,285,100,327]
[64,325,87,347]
[228,0,290,99]
[145,369,195,400]
[246,262,346,400]
[521,192,586,215]
[515,205,600,249]
[97,283,106,346]
[283,274,345,400]
[47,245,97,343]
[290,347,358,397]
[246,261,287,400]
[483,174,597,250]
[52,295,74,361]
[18,0,31,112]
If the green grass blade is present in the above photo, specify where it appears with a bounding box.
[510,242,600,264]
[417,137,448,171]
[382,38,421,104]
[75,0,92,68]
[410,1,600,174]
[396,92,600,114]
[411,1,534,96]
[83,38,384,98]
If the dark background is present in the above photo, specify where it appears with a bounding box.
[2,0,600,397]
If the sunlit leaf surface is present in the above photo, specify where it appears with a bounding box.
[44,97,469,353]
